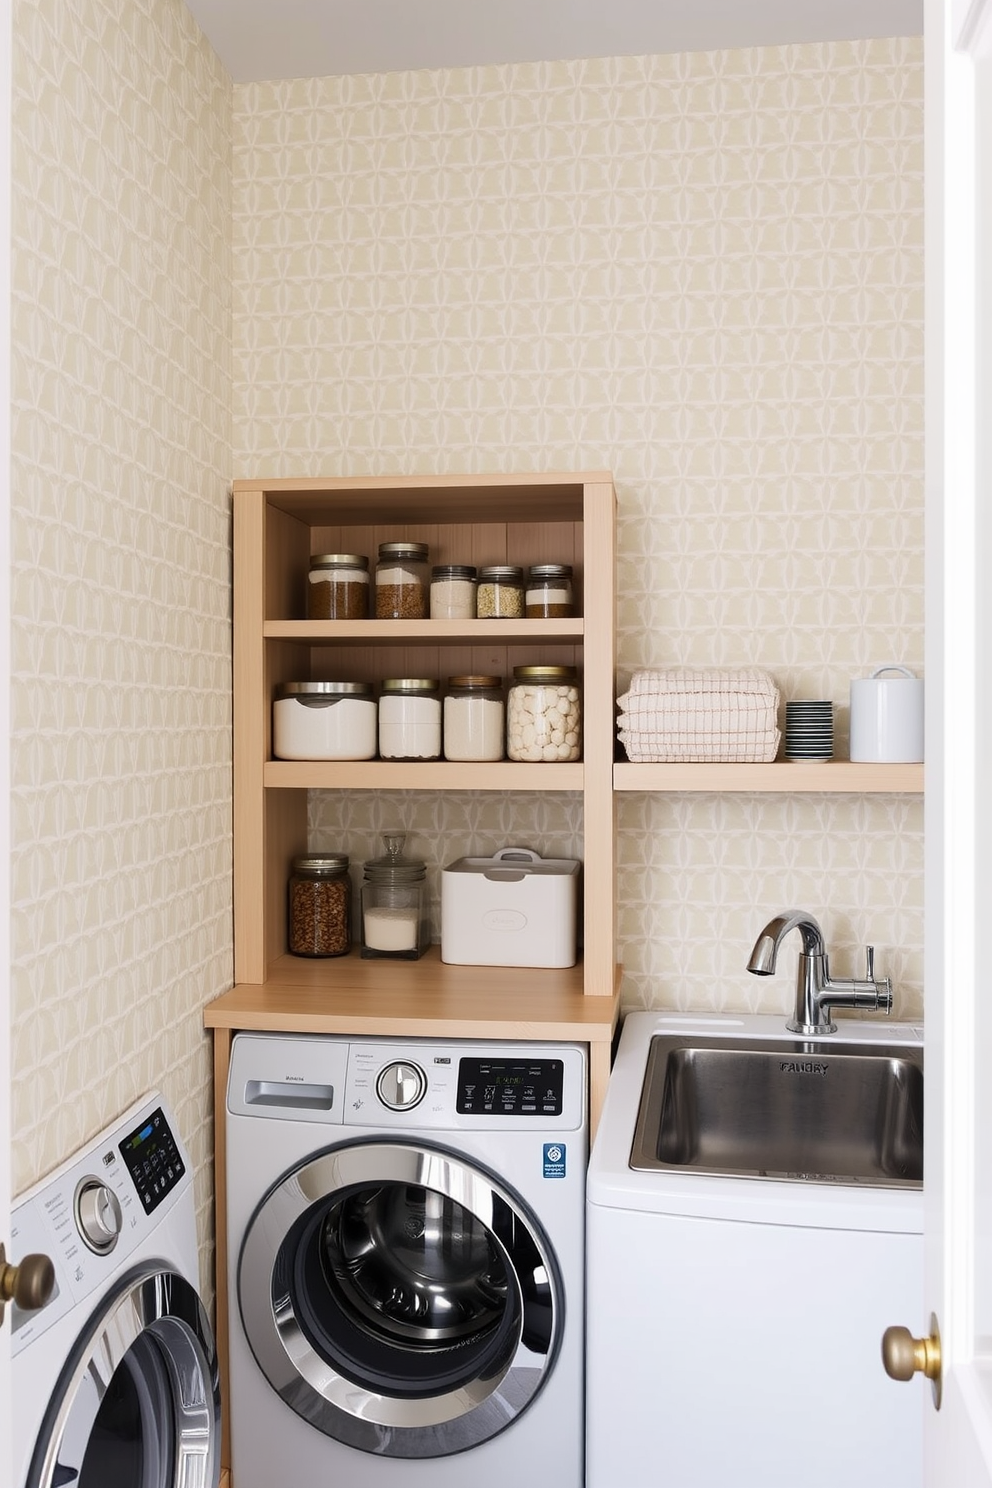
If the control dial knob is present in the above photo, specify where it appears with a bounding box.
[75,1180,123,1254]
[376,1061,427,1112]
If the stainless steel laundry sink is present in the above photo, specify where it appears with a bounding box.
[629,1034,923,1188]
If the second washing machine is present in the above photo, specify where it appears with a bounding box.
[225,1032,586,1487]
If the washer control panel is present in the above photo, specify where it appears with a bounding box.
[456,1057,564,1116]
[118,1106,186,1215]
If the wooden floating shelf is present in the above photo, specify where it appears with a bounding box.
[265,760,584,790]
[264,618,584,642]
[206,948,621,1042]
[613,761,924,793]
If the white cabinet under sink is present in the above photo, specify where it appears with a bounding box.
[586,1011,925,1488]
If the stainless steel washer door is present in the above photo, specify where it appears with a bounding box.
[237,1139,563,1458]
[26,1264,220,1488]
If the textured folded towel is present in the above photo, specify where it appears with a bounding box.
[617,667,781,763]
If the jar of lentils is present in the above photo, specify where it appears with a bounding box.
[288,854,352,957]
[525,564,574,619]
[308,553,369,619]
[507,665,581,762]
[375,541,429,619]
[476,565,524,619]
[430,564,477,620]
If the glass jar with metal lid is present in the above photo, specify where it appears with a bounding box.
[272,680,377,760]
[476,565,524,619]
[525,564,574,619]
[443,675,505,761]
[361,832,430,959]
[375,541,429,619]
[307,553,369,620]
[430,564,477,620]
[507,665,581,762]
[378,678,442,761]
[288,854,352,957]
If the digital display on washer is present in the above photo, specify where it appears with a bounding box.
[119,1106,185,1214]
[456,1058,564,1115]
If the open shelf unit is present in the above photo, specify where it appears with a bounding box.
[614,761,924,792]
[222,470,621,1072]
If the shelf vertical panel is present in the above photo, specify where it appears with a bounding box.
[232,486,267,984]
[581,478,618,995]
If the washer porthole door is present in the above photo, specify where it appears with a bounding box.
[25,1265,220,1488]
[237,1140,563,1458]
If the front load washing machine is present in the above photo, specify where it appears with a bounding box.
[11,1092,220,1488]
[225,1032,586,1488]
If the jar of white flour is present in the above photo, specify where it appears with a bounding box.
[443,676,504,761]
[378,678,441,761]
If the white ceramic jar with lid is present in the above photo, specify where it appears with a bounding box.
[507,665,581,762]
[378,678,442,760]
[443,675,505,761]
[375,541,429,618]
[273,681,377,760]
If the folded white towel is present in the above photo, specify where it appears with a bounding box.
[617,667,781,763]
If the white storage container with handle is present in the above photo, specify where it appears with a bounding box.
[440,846,580,968]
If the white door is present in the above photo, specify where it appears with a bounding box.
[1,0,13,1476]
[922,0,992,1481]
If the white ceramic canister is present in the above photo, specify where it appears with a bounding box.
[273,681,377,760]
[378,678,442,760]
[849,665,924,763]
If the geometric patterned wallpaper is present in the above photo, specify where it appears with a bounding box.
[9,0,234,1278]
[235,37,924,1019]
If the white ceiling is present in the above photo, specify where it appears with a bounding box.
[184,0,923,85]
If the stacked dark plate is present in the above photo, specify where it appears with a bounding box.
[784,700,834,760]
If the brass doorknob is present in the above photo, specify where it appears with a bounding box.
[881,1312,942,1410]
[0,1241,55,1328]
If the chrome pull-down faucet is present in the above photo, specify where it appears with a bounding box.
[746,910,893,1035]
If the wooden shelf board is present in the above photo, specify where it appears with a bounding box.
[614,761,924,793]
[264,618,584,642]
[206,947,621,1041]
[234,472,613,526]
[264,760,584,790]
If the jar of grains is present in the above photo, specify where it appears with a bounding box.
[443,676,505,761]
[273,681,377,760]
[307,553,369,619]
[525,563,574,619]
[476,565,524,619]
[430,564,477,620]
[375,541,429,619]
[378,678,442,760]
[288,854,352,957]
[361,833,430,959]
[507,665,581,762]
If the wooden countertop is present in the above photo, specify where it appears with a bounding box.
[205,946,621,1042]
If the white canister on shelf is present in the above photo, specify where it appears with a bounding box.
[849,665,924,763]
[443,676,505,761]
[273,681,377,760]
[378,678,442,760]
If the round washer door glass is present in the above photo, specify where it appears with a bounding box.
[238,1140,563,1458]
[26,1265,220,1488]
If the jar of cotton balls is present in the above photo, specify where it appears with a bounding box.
[506,665,581,762]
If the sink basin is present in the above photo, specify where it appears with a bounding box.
[630,1034,923,1188]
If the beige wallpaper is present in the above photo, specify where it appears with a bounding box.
[234,39,924,1020]
[9,0,234,1275]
